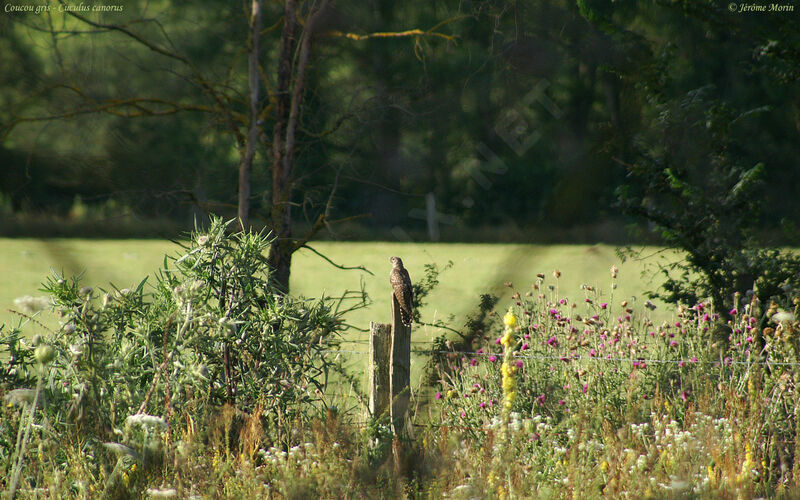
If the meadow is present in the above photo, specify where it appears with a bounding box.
[0,238,667,335]
[0,238,672,387]
[3,231,796,498]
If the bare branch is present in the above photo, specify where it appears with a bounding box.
[326,28,458,42]
[300,244,374,276]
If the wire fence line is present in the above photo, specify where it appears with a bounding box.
[321,349,800,367]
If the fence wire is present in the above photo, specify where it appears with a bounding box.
[321,348,800,366]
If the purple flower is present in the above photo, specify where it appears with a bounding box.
[515,360,524,368]
[489,355,498,363]
[559,298,567,305]
[495,337,502,345]
[589,349,597,357]
[582,383,588,394]
[435,392,442,400]
[703,313,710,322]
[746,336,754,343]
[678,361,685,367]
[470,358,478,366]
[521,342,529,350]
[479,402,486,408]
[690,356,698,363]
[558,399,565,406]
[600,303,608,309]
[461,411,466,418]
[547,336,558,346]
[729,308,738,316]
[680,391,688,401]
[537,394,546,405]
[669,340,678,347]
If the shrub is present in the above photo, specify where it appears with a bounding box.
[0,217,366,495]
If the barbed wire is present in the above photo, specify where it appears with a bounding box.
[320,349,800,366]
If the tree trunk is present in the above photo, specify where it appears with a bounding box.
[267,0,298,292]
[238,0,263,231]
[268,0,327,292]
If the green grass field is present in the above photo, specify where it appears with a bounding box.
[0,239,677,386]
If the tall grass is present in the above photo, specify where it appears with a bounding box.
[3,238,800,497]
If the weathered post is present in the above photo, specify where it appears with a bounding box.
[390,293,411,435]
[368,321,391,419]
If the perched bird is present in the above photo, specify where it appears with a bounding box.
[389,256,414,326]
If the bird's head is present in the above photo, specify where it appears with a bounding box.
[389,256,403,268]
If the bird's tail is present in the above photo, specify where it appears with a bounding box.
[400,308,412,327]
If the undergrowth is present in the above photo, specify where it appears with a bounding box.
[3,227,800,498]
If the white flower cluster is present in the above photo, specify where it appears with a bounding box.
[257,442,321,470]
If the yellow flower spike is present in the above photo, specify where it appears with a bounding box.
[708,465,717,487]
[503,308,518,329]
[130,463,137,473]
[600,460,609,473]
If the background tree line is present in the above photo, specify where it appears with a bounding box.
[1,0,798,247]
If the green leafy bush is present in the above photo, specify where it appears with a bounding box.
[617,88,800,317]
[1,217,366,493]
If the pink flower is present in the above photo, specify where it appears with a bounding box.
[461,411,466,418]
[489,355,498,363]
[582,383,588,394]
[680,391,688,401]
[435,392,442,400]
[521,342,529,350]
[495,337,502,345]
[669,340,678,347]
[746,336,754,343]
[690,356,698,363]
[479,402,486,408]
[515,360,524,368]
[600,303,608,309]
[729,308,738,316]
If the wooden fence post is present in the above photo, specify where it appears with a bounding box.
[368,322,391,419]
[390,293,411,435]
[367,294,411,435]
